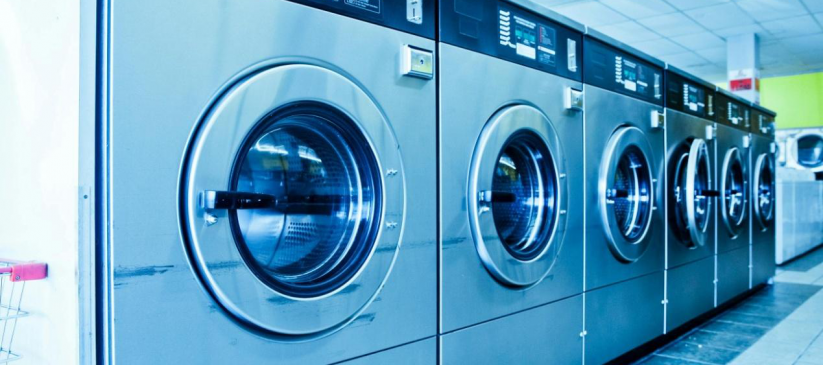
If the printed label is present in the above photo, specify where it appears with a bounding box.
[345,0,381,14]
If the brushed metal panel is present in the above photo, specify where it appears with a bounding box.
[440,295,583,364]
[666,256,714,332]
[716,246,750,306]
[585,272,664,364]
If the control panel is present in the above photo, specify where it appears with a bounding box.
[583,37,663,106]
[290,0,435,39]
[715,93,751,131]
[439,0,583,82]
[665,71,714,120]
[751,108,776,137]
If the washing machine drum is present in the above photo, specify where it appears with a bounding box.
[793,133,823,170]
[469,105,567,288]
[753,152,776,229]
[669,139,714,248]
[599,126,655,262]
[181,64,405,337]
[720,148,747,237]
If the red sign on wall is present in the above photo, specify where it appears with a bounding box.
[730,78,753,91]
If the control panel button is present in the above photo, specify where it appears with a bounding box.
[402,45,433,79]
[564,87,583,111]
[651,110,665,129]
[407,0,422,24]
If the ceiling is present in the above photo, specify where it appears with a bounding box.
[537,0,823,82]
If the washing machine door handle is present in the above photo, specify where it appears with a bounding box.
[199,190,340,215]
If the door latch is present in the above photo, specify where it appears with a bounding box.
[564,87,583,111]
[651,110,665,129]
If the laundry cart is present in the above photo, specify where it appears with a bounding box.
[0,260,48,363]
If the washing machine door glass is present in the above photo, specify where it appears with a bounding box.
[469,105,567,287]
[720,148,747,236]
[796,135,823,168]
[182,64,405,336]
[599,126,655,262]
[670,139,713,248]
[753,152,775,229]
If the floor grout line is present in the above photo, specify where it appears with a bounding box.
[792,328,823,364]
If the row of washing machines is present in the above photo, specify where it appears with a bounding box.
[98,0,777,363]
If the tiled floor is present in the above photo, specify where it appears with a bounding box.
[635,244,823,365]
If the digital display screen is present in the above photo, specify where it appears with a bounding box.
[683,83,705,114]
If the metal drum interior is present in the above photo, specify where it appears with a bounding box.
[609,146,652,243]
[490,131,558,261]
[796,135,823,168]
[229,103,382,298]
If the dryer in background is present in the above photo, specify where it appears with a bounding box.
[438,1,585,363]
[663,67,718,333]
[781,127,823,176]
[714,90,754,306]
[101,1,438,363]
[751,105,778,287]
[583,30,666,364]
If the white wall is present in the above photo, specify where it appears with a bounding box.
[0,1,94,364]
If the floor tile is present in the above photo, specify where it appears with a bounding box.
[780,244,823,272]
[637,354,711,364]
[701,320,771,337]
[716,311,783,328]
[682,330,759,352]
[658,341,740,364]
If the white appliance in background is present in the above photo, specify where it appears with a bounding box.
[775,167,823,264]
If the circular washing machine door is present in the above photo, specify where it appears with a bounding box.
[753,152,776,229]
[468,105,567,288]
[789,132,823,171]
[720,148,747,237]
[669,139,714,248]
[599,126,655,262]
[180,64,404,337]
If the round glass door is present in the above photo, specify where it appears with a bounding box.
[753,153,775,229]
[796,134,823,168]
[669,139,713,248]
[469,105,567,287]
[181,64,405,337]
[720,148,747,237]
[599,126,655,262]
[229,104,380,298]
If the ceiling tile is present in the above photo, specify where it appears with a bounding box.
[664,0,731,11]
[593,21,661,43]
[632,37,688,57]
[661,51,712,67]
[795,50,823,65]
[780,33,823,54]
[736,0,808,22]
[637,12,704,37]
[679,63,727,82]
[670,32,726,50]
[599,0,676,19]
[760,42,797,65]
[760,15,822,39]
[713,23,769,39]
[685,3,756,30]
[814,12,823,24]
[550,1,629,26]
[695,46,727,64]
[801,0,823,13]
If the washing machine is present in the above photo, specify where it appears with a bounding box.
[782,127,823,175]
[438,1,585,362]
[751,105,778,287]
[714,89,753,305]
[663,66,717,332]
[583,30,666,364]
[100,1,438,363]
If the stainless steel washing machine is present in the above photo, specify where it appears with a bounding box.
[714,89,753,305]
[751,105,778,287]
[583,30,666,364]
[438,1,585,362]
[100,1,438,363]
[663,66,717,332]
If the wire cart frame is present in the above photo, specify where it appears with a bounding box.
[0,260,47,363]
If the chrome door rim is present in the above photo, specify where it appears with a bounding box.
[599,126,655,262]
[720,147,747,237]
[180,64,405,336]
[753,153,775,229]
[685,139,712,247]
[468,105,567,287]
[788,131,823,169]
